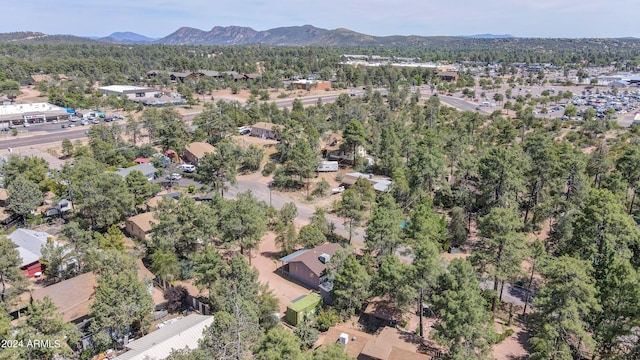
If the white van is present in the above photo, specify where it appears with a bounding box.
[178,164,196,173]
[480,101,491,107]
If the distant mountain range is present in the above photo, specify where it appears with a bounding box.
[464,34,514,39]
[2,27,634,46]
[0,26,521,46]
[96,32,158,44]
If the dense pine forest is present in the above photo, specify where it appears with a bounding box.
[1,40,640,359]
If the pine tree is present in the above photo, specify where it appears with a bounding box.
[530,256,600,360]
[332,254,371,316]
[431,259,493,359]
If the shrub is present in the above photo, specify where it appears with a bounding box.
[312,178,330,197]
[164,285,188,313]
[314,308,339,332]
[294,320,319,349]
[489,327,515,344]
[262,162,276,176]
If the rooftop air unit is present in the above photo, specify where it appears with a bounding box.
[318,253,330,264]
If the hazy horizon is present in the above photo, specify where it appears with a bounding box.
[2,0,637,39]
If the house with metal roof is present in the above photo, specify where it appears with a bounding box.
[342,172,393,192]
[8,229,63,278]
[115,163,157,181]
[113,314,213,360]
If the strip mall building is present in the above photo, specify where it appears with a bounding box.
[0,102,72,128]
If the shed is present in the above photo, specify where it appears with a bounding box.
[286,293,322,326]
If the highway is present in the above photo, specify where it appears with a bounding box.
[0,90,364,149]
[0,88,564,150]
[0,127,89,149]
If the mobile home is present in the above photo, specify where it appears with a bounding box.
[316,161,339,172]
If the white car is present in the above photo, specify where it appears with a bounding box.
[332,186,345,194]
[178,164,196,173]
[166,173,182,181]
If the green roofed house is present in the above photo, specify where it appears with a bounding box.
[286,293,322,326]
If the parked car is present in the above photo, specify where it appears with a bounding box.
[166,173,182,181]
[61,124,68,129]
[332,186,345,194]
[177,164,196,173]
[237,126,251,135]
[52,120,58,124]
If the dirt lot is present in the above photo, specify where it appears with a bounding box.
[252,230,313,314]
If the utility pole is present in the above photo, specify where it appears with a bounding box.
[419,288,424,338]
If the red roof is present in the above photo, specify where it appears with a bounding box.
[164,149,176,156]
[134,158,151,164]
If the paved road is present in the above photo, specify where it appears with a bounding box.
[480,279,534,308]
[0,127,89,148]
[0,90,365,149]
[152,171,367,246]
[436,95,489,113]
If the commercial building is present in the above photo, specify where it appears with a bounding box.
[98,85,161,99]
[0,102,71,128]
[290,80,332,91]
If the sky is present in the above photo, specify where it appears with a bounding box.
[2,0,638,39]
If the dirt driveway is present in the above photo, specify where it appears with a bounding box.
[252,231,312,314]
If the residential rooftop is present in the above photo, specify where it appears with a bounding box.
[114,314,213,360]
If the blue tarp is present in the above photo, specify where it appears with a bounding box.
[60,107,76,114]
